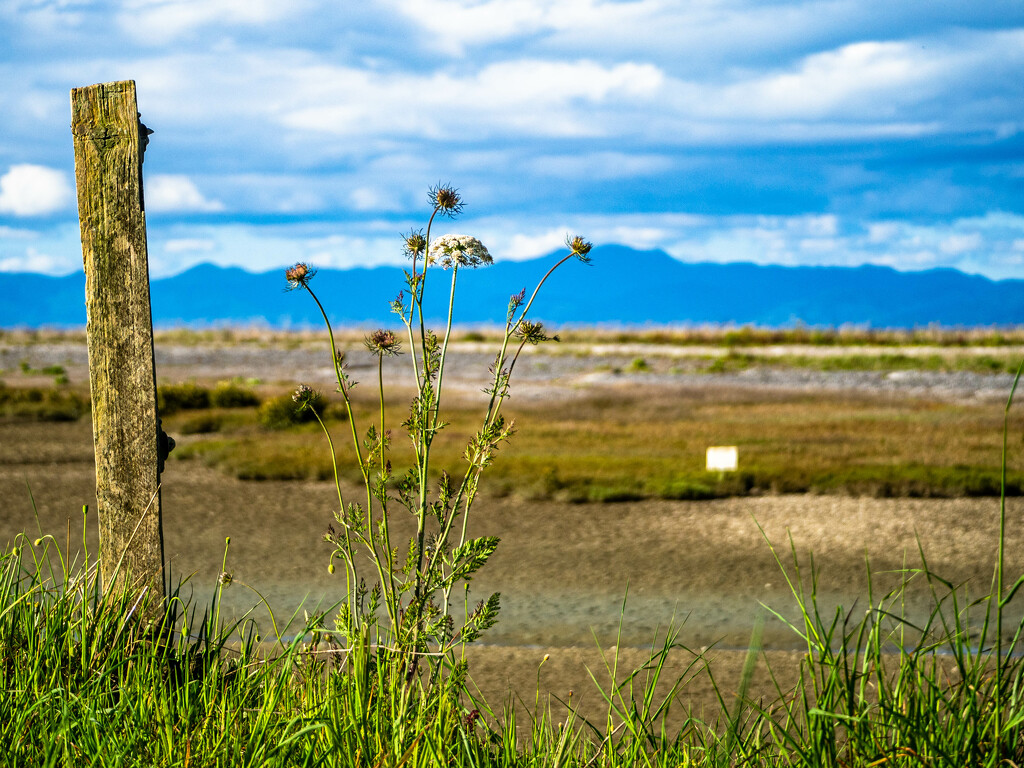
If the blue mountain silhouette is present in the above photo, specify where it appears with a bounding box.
[3,245,1023,328]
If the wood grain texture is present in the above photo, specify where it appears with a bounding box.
[71,80,165,602]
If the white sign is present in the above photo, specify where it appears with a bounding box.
[706,446,738,472]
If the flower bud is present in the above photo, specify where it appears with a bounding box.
[285,262,316,290]
[566,234,593,263]
[364,329,401,356]
[403,230,426,257]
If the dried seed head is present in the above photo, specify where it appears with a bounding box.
[292,383,320,410]
[218,571,233,586]
[515,320,558,345]
[429,183,465,218]
[285,262,317,290]
[365,328,402,356]
[403,229,427,258]
[565,235,592,263]
[427,234,493,269]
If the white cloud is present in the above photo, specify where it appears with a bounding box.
[349,187,405,212]
[0,165,72,216]
[278,58,665,140]
[790,214,837,237]
[525,152,671,179]
[140,223,413,276]
[502,228,570,260]
[0,246,78,274]
[387,0,659,55]
[939,233,983,255]
[867,222,900,244]
[146,175,225,212]
[164,238,217,253]
[798,237,838,254]
[117,0,306,43]
[711,41,943,121]
[301,233,402,269]
[0,225,39,239]
[5,209,1018,280]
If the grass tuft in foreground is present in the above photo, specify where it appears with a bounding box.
[4,517,1023,766]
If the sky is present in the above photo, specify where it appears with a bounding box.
[0,0,1022,280]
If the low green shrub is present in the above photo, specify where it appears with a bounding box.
[210,382,260,408]
[702,352,756,374]
[158,382,210,414]
[662,479,717,500]
[179,412,223,434]
[0,384,87,421]
[258,391,324,430]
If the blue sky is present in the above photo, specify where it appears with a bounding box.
[1,0,1022,279]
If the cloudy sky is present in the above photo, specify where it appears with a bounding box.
[1,0,1022,279]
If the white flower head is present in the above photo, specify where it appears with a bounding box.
[427,234,493,269]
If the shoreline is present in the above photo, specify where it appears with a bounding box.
[2,339,1020,403]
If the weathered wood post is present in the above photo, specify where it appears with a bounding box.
[71,80,169,604]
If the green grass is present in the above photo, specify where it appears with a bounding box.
[0,383,87,421]
[170,386,1024,501]
[158,382,262,415]
[3,521,1023,765]
[10,325,1024,349]
[547,324,1024,348]
[694,351,1024,375]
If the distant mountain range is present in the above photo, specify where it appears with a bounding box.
[4,245,1024,328]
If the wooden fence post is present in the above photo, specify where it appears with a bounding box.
[71,80,169,604]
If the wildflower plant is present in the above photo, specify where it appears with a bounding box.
[287,183,591,686]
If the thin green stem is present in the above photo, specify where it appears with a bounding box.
[409,210,441,623]
[304,285,346,400]
[416,207,441,386]
[403,314,421,390]
[432,264,460,430]
[995,356,1023,756]
[376,354,399,612]
[430,331,527,581]
[479,250,575,430]
[511,252,574,336]
[403,246,422,387]
[310,408,356,604]
[304,284,368,483]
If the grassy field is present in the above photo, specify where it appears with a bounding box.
[159,383,1024,502]
[4,363,1024,501]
